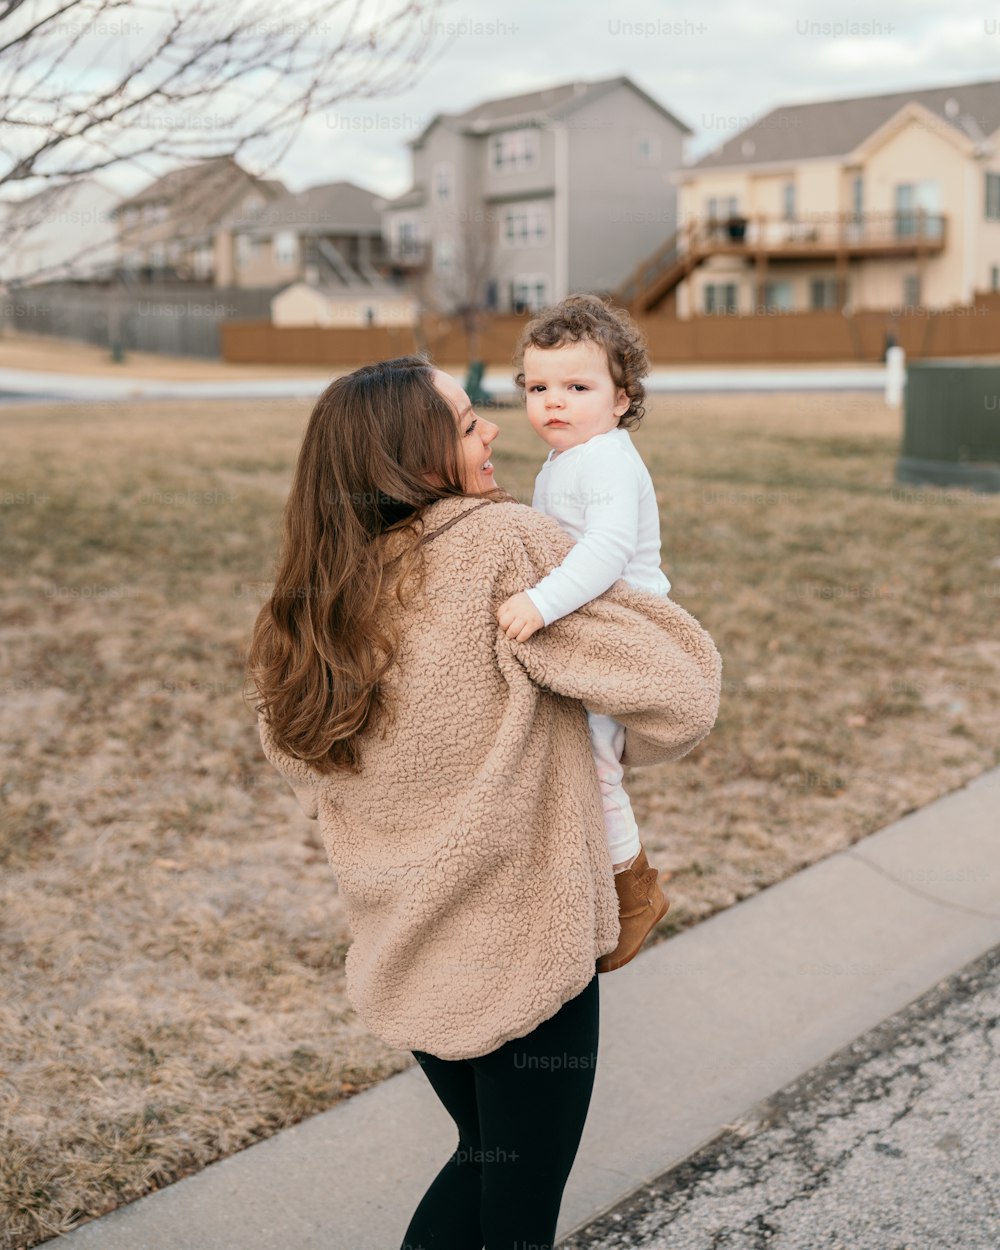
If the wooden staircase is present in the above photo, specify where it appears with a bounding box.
[614,220,712,313]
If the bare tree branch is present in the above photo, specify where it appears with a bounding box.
[0,0,446,287]
[0,0,443,189]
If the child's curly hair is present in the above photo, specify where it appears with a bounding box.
[512,293,649,431]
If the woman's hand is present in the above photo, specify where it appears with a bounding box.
[497,592,545,643]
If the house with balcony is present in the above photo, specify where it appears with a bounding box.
[380,75,692,313]
[617,77,1000,318]
[217,179,411,324]
[220,180,390,289]
[113,157,286,284]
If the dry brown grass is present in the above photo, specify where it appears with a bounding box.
[1,389,999,1248]
[0,330,333,380]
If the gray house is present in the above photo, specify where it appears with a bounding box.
[380,76,692,313]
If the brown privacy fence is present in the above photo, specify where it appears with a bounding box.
[218,315,532,368]
[221,294,1000,367]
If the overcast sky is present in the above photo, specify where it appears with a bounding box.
[263,0,1000,198]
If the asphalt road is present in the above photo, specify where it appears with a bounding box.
[560,942,1000,1250]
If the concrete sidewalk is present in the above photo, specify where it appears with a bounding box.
[49,767,1000,1250]
[0,362,889,404]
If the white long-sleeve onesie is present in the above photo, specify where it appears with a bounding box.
[523,426,672,865]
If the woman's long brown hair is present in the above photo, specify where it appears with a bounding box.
[244,355,508,774]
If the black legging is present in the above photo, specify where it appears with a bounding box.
[401,970,600,1250]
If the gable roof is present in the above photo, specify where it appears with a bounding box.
[691,76,1000,171]
[379,185,425,212]
[114,157,285,229]
[412,74,692,147]
[226,180,381,233]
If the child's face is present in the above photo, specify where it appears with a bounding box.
[523,339,630,456]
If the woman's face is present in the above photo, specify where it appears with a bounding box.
[431,369,500,495]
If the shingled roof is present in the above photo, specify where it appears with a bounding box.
[411,74,692,147]
[226,181,381,233]
[692,76,1000,170]
[114,157,285,228]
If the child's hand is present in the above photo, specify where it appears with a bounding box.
[497,592,545,642]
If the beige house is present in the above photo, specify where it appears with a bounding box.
[619,77,1000,318]
[381,75,692,314]
[113,157,286,284]
[271,282,417,327]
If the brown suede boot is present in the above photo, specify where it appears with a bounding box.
[596,845,670,974]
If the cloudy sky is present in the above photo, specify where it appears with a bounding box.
[266,0,999,198]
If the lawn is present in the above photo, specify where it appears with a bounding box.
[1,388,998,1247]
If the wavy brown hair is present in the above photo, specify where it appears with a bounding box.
[512,293,649,431]
[244,355,508,775]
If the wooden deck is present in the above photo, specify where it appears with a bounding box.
[617,212,948,313]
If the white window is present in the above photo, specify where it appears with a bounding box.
[395,217,421,259]
[986,173,1000,221]
[902,274,921,308]
[241,193,265,219]
[502,202,550,248]
[492,129,540,173]
[895,181,942,238]
[810,277,840,310]
[149,243,166,269]
[273,231,298,267]
[851,174,864,219]
[434,235,455,275]
[762,280,793,311]
[433,162,453,203]
[634,133,661,165]
[703,282,738,314]
[782,181,796,221]
[706,196,739,221]
[122,206,139,229]
[511,273,548,312]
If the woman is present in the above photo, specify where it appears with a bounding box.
[245,355,721,1249]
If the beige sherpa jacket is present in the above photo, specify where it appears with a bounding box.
[257,492,722,1060]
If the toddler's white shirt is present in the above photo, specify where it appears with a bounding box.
[524,426,671,628]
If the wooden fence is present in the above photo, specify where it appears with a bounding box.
[220,294,1000,368]
[218,315,533,368]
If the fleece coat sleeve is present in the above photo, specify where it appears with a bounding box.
[257,708,321,820]
[495,507,722,769]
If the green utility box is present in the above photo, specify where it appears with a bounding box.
[895,361,1000,492]
[464,361,492,406]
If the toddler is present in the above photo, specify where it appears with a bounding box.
[497,294,672,973]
